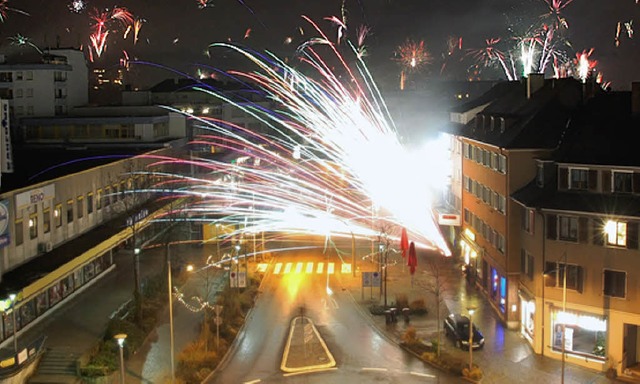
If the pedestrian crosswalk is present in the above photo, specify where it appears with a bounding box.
[256,261,352,275]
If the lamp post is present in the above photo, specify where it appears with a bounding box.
[114,333,127,384]
[167,245,175,383]
[561,257,567,384]
[234,244,241,293]
[8,293,17,354]
[468,307,476,371]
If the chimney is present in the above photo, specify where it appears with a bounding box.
[527,73,545,99]
[632,82,640,115]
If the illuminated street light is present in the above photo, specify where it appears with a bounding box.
[8,293,17,354]
[114,333,127,384]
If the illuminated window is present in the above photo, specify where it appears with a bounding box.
[54,204,62,228]
[29,214,38,239]
[604,220,626,247]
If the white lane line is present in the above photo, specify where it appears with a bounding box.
[361,367,388,372]
[410,371,435,378]
[244,380,261,384]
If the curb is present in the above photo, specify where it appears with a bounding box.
[280,316,336,373]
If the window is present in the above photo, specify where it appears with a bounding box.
[497,154,506,174]
[558,216,578,242]
[520,249,534,280]
[66,199,74,224]
[15,88,23,98]
[603,269,626,298]
[26,88,33,98]
[14,219,23,246]
[43,208,51,233]
[522,208,534,234]
[15,71,23,80]
[26,71,33,80]
[497,195,506,214]
[87,193,94,214]
[54,204,62,228]
[77,196,84,219]
[545,262,583,292]
[96,189,102,210]
[569,168,588,190]
[604,220,626,247]
[104,186,111,207]
[612,171,633,193]
[29,214,38,239]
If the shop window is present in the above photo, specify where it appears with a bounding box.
[552,309,607,359]
[48,283,62,307]
[603,269,626,298]
[35,291,48,316]
[500,276,507,312]
[19,300,36,328]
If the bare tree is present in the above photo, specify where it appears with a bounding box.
[415,255,449,357]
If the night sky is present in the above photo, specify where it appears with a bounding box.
[0,0,638,90]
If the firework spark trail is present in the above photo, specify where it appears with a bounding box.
[138,28,452,257]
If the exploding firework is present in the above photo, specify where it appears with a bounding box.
[135,17,452,260]
[0,0,30,22]
[68,0,87,14]
[394,39,430,90]
[7,34,42,54]
[574,49,597,82]
[541,0,574,29]
[88,6,136,60]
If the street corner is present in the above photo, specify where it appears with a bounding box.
[280,315,336,373]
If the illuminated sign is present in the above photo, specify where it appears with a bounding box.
[438,213,461,226]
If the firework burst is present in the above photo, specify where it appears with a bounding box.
[135,18,451,259]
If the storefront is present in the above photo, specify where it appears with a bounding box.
[519,288,536,344]
[459,228,480,282]
[549,306,607,361]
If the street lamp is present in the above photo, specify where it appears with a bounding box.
[114,333,127,384]
[167,245,176,383]
[8,293,17,354]
[543,252,567,384]
[234,244,241,293]
[468,307,476,371]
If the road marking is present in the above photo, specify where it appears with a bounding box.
[244,380,261,384]
[284,262,292,274]
[273,263,282,274]
[327,262,335,274]
[410,371,435,378]
[362,367,388,372]
[295,262,303,274]
[306,262,314,274]
[282,367,337,377]
[316,262,324,274]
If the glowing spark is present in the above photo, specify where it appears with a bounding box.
[68,0,87,14]
[574,49,597,82]
[395,39,430,71]
[139,18,452,258]
[0,0,30,22]
[244,28,251,39]
[7,34,42,54]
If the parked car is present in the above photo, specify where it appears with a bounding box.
[443,313,485,350]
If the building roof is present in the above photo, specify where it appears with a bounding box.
[452,77,585,149]
[555,90,640,166]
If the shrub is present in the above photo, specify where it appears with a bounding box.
[409,298,428,315]
[176,339,218,383]
[462,365,484,381]
[402,326,419,344]
[369,304,386,315]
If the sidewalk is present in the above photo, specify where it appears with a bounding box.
[337,250,621,384]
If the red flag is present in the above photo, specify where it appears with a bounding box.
[400,227,409,259]
[408,241,417,275]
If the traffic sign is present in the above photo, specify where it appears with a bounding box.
[362,271,381,287]
[372,271,381,287]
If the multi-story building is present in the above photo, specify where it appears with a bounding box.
[446,74,586,327]
[513,85,640,378]
[0,48,88,118]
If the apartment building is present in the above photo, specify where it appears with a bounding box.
[447,75,585,327]
[0,48,88,118]
[513,86,640,378]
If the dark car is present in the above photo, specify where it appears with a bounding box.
[443,313,485,350]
